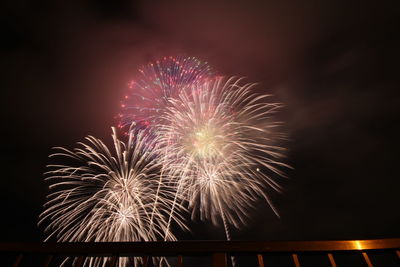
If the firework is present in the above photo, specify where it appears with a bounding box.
[156,77,289,232]
[39,127,186,266]
[118,56,213,131]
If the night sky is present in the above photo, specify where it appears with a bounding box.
[1,0,399,243]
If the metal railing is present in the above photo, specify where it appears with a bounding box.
[1,238,399,266]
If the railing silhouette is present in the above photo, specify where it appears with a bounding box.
[1,238,399,266]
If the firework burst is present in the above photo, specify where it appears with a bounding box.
[118,56,213,131]
[39,128,186,266]
[156,77,289,231]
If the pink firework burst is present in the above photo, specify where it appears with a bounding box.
[118,56,213,132]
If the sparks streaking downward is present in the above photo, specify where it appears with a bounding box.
[156,77,289,238]
[39,128,186,267]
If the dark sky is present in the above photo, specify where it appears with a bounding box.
[1,0,399,242]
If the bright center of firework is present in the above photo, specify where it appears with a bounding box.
[117,206,133,224]
[189,125,222,159]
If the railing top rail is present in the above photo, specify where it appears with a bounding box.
[0,238,399,255]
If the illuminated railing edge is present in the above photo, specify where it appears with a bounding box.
[0,238,399,255]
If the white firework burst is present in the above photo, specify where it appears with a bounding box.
[156,77,289,232]
[39,127,186,266]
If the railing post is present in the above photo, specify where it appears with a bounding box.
[108,255,118,267]
[257,254,265,267]
[292,253,300,267]
[141,255,149,267]
[361,252,373,267]
[213,253,227,267]
[13,254,23,267]
[327,253,337,267]
[73,256,85,267]
[43,255,53,267]
[176,255,183,267]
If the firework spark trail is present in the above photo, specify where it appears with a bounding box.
[39,127,186,267]
[156,77,290,233]
[118,56,213,131]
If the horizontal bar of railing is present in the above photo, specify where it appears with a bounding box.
[0,238,399,256]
